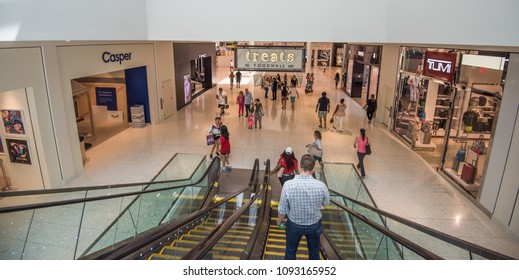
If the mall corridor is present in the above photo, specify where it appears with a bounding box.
[64,66,519,258]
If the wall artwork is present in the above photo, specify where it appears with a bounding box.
[6,138,31,165]
[0,136,4,154]
[1,109,26,135]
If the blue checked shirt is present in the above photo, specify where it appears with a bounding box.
[278,175,330,225]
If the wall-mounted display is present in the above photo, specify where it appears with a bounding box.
[6,138,31,165]
[1,109,25,135]
[0,136,4,154]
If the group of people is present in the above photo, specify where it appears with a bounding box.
[209,72,376,260]
[228,70,242,89]
[263,74,300,110]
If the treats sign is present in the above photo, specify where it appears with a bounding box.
[236,47,304,72]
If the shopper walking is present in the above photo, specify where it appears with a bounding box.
[251,98,265,129]
[264,76,270,98]
[236,70,242,88]
[244,88,253,117]
[277,154,330,260]
[216,87,228,116]
[272,77,279,100]
[289,85,299,110]
[229,71,235,90]
[366,94,378,123]
[334,73,340,89]
[291,75,298,88]
[306,130,323,167]
[269,147,299,187]
[208,117,222,159]
[236,91,245,117]
[281,83,289,110]
[219,125,231,172]
[332,98,347,132]
[315,92,330,128]
[353,128,370,179]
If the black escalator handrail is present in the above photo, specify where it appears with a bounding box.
[87,185,252,260]
[242,159,271,259]
[0,157,220,214]
[181,186,267,260]
[249,159,260,192]
[329,190,514,260]
[0,153,205,198]
[329,200,443,260]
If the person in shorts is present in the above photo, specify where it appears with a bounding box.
[289,85,299,110]
[208,117,222,159]
[216,87,228,116]
[315,92,330,128]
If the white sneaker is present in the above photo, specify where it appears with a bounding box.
[226,166,232,171]
[220,167,227,173]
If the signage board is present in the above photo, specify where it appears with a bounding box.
[235,47,304,72]
[423,51,457,82]
[95,87,117,110]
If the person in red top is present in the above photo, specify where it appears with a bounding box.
[269,147,299,186]
[219,125,231,172]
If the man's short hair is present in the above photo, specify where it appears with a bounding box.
[215,117,221,121]
[300,154,316,171]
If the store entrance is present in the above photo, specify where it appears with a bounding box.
[190,56,213,97]
[72,67,150,153]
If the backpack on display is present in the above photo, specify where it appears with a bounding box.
[478,96,487,106]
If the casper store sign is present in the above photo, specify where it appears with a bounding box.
[236,47,304,72]
[102,51,132,64]
[424,51,457,82]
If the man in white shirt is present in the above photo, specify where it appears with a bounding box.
[216,87,228,116]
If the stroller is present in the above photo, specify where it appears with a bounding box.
[305,80,313,93]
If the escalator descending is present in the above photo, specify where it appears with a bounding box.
[98,159,262,260]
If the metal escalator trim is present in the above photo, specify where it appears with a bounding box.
[328,190,513,260]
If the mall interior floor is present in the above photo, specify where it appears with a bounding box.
[68,66,519,258]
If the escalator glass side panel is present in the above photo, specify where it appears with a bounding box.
[330,193,489,260]
[322,163,376,208]
[322,205,422,260]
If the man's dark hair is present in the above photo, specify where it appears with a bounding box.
[215,117,221,121]
[300,154,316,171]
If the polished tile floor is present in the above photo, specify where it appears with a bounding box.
[68,66,519,259]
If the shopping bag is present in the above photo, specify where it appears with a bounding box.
[329,116,334,124]
[206,134,215,146]
[365,144,372,155]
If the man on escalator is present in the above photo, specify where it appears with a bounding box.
[276,154,330,260]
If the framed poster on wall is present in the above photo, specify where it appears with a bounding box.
[184,74,192,104]
[1,109,25,135]
[6,138,31,165]
[0,135,4,154]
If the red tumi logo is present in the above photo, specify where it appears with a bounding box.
[424,51,457,82]
[427,59,453,73]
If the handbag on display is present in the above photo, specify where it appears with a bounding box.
[206,134,215,146]
[455,144,466,162]
[478,96,487,106]
[471,135,486,155]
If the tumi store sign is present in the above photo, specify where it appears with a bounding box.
[235,47,304,72]
[423,51,457,82]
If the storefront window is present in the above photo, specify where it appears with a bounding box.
[392,47,508,199]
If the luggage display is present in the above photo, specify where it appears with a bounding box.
[461,162,476,184]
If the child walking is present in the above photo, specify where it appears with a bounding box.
[247,114,254,129]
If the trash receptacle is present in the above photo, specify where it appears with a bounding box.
[79,136,86,164]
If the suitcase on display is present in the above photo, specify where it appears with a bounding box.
[461,162,476,184]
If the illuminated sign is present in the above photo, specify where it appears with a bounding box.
[235,47,304,72]
[423,51,457,82]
